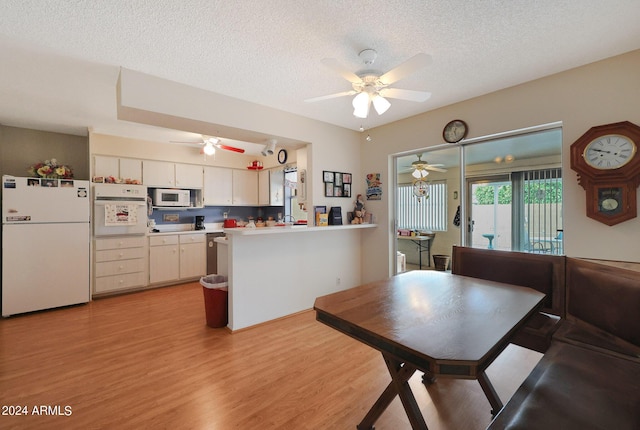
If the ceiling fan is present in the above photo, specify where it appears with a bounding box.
[305,49,432,118]
[170,135,245,155]
[407,154,447,179]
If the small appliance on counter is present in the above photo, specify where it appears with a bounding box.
[223,218,237,228]
[195,215,205,230]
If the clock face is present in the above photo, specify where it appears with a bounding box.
[277,149,288,164]
[443,120,468,143]
[583,134,636,170]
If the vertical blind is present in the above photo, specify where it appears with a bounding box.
[523,168,563,254]
[397,181,448,231]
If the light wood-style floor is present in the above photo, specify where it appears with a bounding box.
[0,281,542,429]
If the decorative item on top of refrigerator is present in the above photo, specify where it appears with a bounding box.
[2,175,91,317]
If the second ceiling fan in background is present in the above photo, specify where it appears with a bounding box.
[305,49,432,118]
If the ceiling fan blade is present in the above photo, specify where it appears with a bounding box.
[425,165,447,173]
[379,53,432,85]
[216,143,245,154]
[321,58,362,83]
[304,90,356,103]
[379,88,431,102]
[170,140,204,145]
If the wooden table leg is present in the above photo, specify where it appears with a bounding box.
[357,353,429,430]
[477,371,503,416]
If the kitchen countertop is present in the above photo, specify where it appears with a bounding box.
[147,222,224,236]
[223,223,376,236]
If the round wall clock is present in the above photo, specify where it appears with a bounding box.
[570,121,640,226]
[443,119,468,143]
[583,134,636,170]
[277,149,288,164]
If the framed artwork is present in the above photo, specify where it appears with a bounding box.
[325,182,334,197]
[324,170,353,198]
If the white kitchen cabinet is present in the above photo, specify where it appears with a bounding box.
[232,169,258,205]
[143,160,175,187]
[143,161,203,189]
[258,169,270,205]
[149,235,180,284]
[94,236,148,295]
[179,234,206,279]
[94,156,142,183]
[203,166,233,205]
[175,163,203,188]
[149,234,206,285]
[119,158,143,183]
[269,169,285,206]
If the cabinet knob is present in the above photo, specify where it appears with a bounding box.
[118,265,124,270]
[118,253,124,258]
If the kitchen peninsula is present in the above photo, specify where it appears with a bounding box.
[220,223,376,331]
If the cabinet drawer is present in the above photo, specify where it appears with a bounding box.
[149,235,179,246]
[96,247,146,262]
[95,259,146,277]
[95,236,146,250]
[95,272,147,294]
[179,234,206,244]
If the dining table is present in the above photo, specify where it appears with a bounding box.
[313,270,546,429]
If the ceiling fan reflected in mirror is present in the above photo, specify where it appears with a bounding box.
[411,153,447,178]
[170,135,246,154]
[305,49,432,119]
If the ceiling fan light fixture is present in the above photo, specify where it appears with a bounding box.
[203,142,216,155]
[372,94,391,115]
[412,168,429,179]
[352,92,371,118]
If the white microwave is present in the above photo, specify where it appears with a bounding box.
[152,188,191,207]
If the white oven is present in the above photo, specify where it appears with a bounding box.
[93,184,148,236]
[152,188,191,207]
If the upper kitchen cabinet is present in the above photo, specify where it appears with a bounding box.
[204,166,233,206]
[232,169,258,205]
[258,170,270,205]
[94,156,142,183]
[143,160,203,188]
[269,169,284,206]
[143,160,175,187]
[258,169,284,206]
[175,163,203,188]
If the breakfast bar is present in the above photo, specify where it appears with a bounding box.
[221,223,375,331]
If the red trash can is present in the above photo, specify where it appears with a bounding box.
[200,275,228,328]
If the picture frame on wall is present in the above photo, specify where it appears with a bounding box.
[325,182,334,197]
[323,170,353,197]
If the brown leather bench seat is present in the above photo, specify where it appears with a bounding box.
[489,340,640,429]
[487,258,640,429]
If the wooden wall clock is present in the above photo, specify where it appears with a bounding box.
[570,121,640,226]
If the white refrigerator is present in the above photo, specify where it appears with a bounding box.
[2,175,91,317]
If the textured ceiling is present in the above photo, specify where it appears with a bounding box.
[1,0,639,148]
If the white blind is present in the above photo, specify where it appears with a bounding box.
[397,181,447,231]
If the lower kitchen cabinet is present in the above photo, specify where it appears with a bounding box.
[149,235,180,284]
[179,234,206,279]
[149,234,206,285]
[94,236,148,295]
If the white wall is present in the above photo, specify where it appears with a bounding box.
[361,49,640,283]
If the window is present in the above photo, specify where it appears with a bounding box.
[397,180,448,231]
